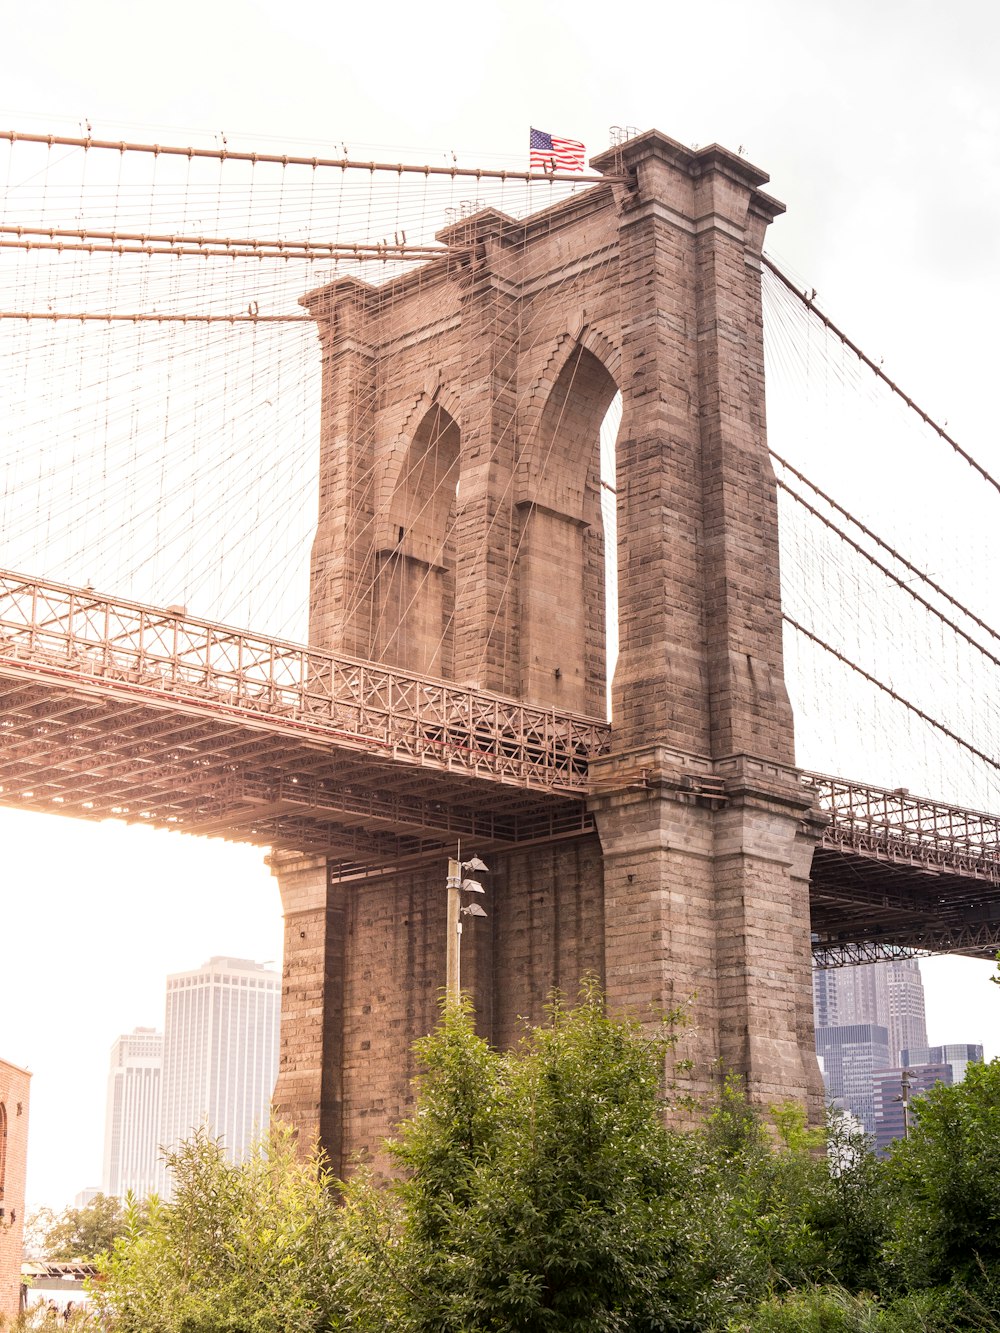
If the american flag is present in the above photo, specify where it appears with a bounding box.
[529,128,586,173]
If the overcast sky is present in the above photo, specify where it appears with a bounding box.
[2,0,999,1211]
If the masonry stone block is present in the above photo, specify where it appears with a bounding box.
[273,130,824,1175]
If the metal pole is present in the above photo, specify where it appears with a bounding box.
[900,1067,912,1139]
[446,857,461,1001]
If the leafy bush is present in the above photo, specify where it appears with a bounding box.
[726,1284,883,1332]
[94,1124,343,1332]
[883,1060,1000,1296]
[341,986,741,1331]
[89,993,1000,1333]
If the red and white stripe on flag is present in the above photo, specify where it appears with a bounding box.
[529,127,586,172]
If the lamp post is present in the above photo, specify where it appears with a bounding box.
[445,853,488,1001]
[896,1066,913,1139]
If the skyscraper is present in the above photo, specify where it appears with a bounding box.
[815,1023,892,1135]
[159,957,280,1189]
[813,958,928,1134]
[873,1045,984,1154]
[884,962,929,1063]
[102,1027,162,1199]
[813,958,927,1065]
[902,1043,984,1084]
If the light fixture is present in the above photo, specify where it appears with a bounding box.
[446,850,489,999]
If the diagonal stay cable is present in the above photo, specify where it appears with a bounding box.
[784,615,1000,774]
[776,476,1000,668]
[772,449,1000,648]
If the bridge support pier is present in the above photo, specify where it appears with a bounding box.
[270,852,347,1172]
[591,749,824,1115]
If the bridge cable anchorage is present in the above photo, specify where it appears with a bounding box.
[777,477,1000,668]
[772,450,1000,648]
[0,130,625,186]
[763,255,1000,498]
[784,615,1000,774]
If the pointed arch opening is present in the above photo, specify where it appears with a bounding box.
[374,403,460,678]
[600,390,622,717]
[0,1101,7,1200]
[518,344,620,716]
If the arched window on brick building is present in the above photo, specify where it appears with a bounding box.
[0,1101,7,1200]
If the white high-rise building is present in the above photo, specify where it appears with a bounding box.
[158,957,280,1188]
[102,1027,163,1200]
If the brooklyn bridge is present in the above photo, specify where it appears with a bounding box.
[2,127,998,1170]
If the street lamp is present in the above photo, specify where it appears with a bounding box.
[446,852,489,1000]
[893,1067,913,1139]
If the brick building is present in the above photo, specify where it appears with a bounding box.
[0,1058,30,1325]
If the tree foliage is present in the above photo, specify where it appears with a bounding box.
[94,1125,343,1332]
[880,1058,1000,1322]
[351,985,739,1331]
[27,1193,131,1261]
[89,987,1000,1333]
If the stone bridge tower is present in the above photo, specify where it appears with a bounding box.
[273,130,824,1173]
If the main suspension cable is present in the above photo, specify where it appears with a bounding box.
[763,255,1000,498]
[0,130,625,185]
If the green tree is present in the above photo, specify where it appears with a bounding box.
[29,1193,130,1260]
[882,1058,1000,1314]
[94,1125,343,1333]
[343,985,742,1331]
[700,1078,891,1308]
[729,1284,884,1332]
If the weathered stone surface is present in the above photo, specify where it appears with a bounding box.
[277,130,823,1175]
[0,1058,30,1326]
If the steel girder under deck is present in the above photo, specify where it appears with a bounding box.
[2,570,1000,951]
[0,570,606,873]
[804,774,1000,965]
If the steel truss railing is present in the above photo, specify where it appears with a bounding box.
[4,571,1000,877]
[801,771,1000,881]
[0,570,611,792]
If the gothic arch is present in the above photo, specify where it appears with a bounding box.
[372,400,461,679]
[515,339,620,716]
[517,323,620,492]
[375,383,462,539]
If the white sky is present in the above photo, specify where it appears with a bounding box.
[1,0,999,1210]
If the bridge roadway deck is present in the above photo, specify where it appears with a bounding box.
[2,570,999,962]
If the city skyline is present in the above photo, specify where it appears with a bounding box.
[813,957,929,1069]
[814,959,987,1146]
[100,961,281,1202]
